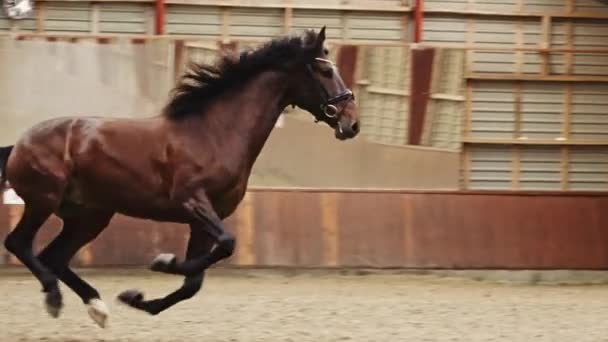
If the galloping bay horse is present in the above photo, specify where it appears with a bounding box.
[0,27,359,328]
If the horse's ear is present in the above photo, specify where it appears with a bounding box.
[316,26,326,46]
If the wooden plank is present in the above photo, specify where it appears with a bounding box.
[462,138,608,146]
[423,8,608,20]
[464,82,473,139]
[426,43,608,53]
[3,32,608,53]
[35,1,46,33]
[283,6,292,34]
[4,191,608,269]
[400,11,408,42]
[336,193,405,267]
[367,86,408,97]
[566,0,574,14]
[460,146,471,190]
[560,84,572,191]
[466,0,474,12]
[246,187,608,196]
[563,83,572,139]
[539,15,552,76]
[234,192,256,265]
[514,14,523,74]
[431,93,465,102]
[320,193,339,266]
[336,45,358,89]
[512,146,520,190]
[221,7,230,43]
[34,0,413,12]
[91,3,100,34]
[408,45,435,145]
[173,39,185,81]
[514,81,522,138]
[564,20,574,75]
[561,147,569,191]
[467,73,608,82]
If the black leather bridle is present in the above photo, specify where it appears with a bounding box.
[306,58,355,121]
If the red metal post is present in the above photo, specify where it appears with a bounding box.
[155,0,165,35]
[414,0,424,43]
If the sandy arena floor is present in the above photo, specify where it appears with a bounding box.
[1,269,608,342]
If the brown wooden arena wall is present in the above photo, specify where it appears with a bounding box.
[2,189,607,269]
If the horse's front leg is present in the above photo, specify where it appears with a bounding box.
[117,193,234,315]
[146,194,236,277]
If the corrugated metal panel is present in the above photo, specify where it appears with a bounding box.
[367,46,409,89]
[472,0,516,12]
[522,20,541,47]
[424,0,466,11]
[291,0,346,6]
[573,53,608,76]
[166,5,221,36]
[99,3,147,34]
[423,16,466,44]
[470,81,515,139]
[44,2,91,33]
[521,53,542,74]
[185,42,219,66]
[519,146,561,190]
[572,19,608,49]
[0,10,11,31]
[575,0,608,14]
[523,0,565,12]
[472,51,516,73]
[292,10,343,40]
[569,147,608,191]
[357,46,409,145]
[346,12,403,41]
[425,100,462,149]
[229,8,282,38]
[551,20,568,49]
[5,13,35,31]
[359,90,408,145]
[520,82,564,140]
[571,83,608,140]
[468,145,513,190]
[434,49,465,94]
[474,19,517,47]
[15,19,36,31]
[424,48,465,150]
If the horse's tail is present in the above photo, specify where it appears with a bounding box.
[0,145,14,190]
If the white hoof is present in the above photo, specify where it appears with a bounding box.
[151,253,177,272]
[153,253,176,266]
[87,299,109,328]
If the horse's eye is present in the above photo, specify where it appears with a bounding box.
[323,48,329,55]
[321,69,333,78]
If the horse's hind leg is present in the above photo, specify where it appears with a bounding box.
[38,208,114,328]
[118,225,214,315]
[4,202,60,317]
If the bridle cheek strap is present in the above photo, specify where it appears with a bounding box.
[305,63,355,119]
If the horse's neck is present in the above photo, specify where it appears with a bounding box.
[204,71,289,169]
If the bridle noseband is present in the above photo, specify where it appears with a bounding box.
[306,58,355,120]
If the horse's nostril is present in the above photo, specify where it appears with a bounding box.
[351,122,360,133]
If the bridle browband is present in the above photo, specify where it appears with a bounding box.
[306,58,354,120]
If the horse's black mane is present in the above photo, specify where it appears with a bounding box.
[163,30,320,120]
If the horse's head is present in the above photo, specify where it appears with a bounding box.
[290,27,360,141]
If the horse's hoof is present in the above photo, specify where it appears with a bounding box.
[117,289,144,307]
[87,298,109,328]
[45,288,63,318]
[150,253,177,273]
